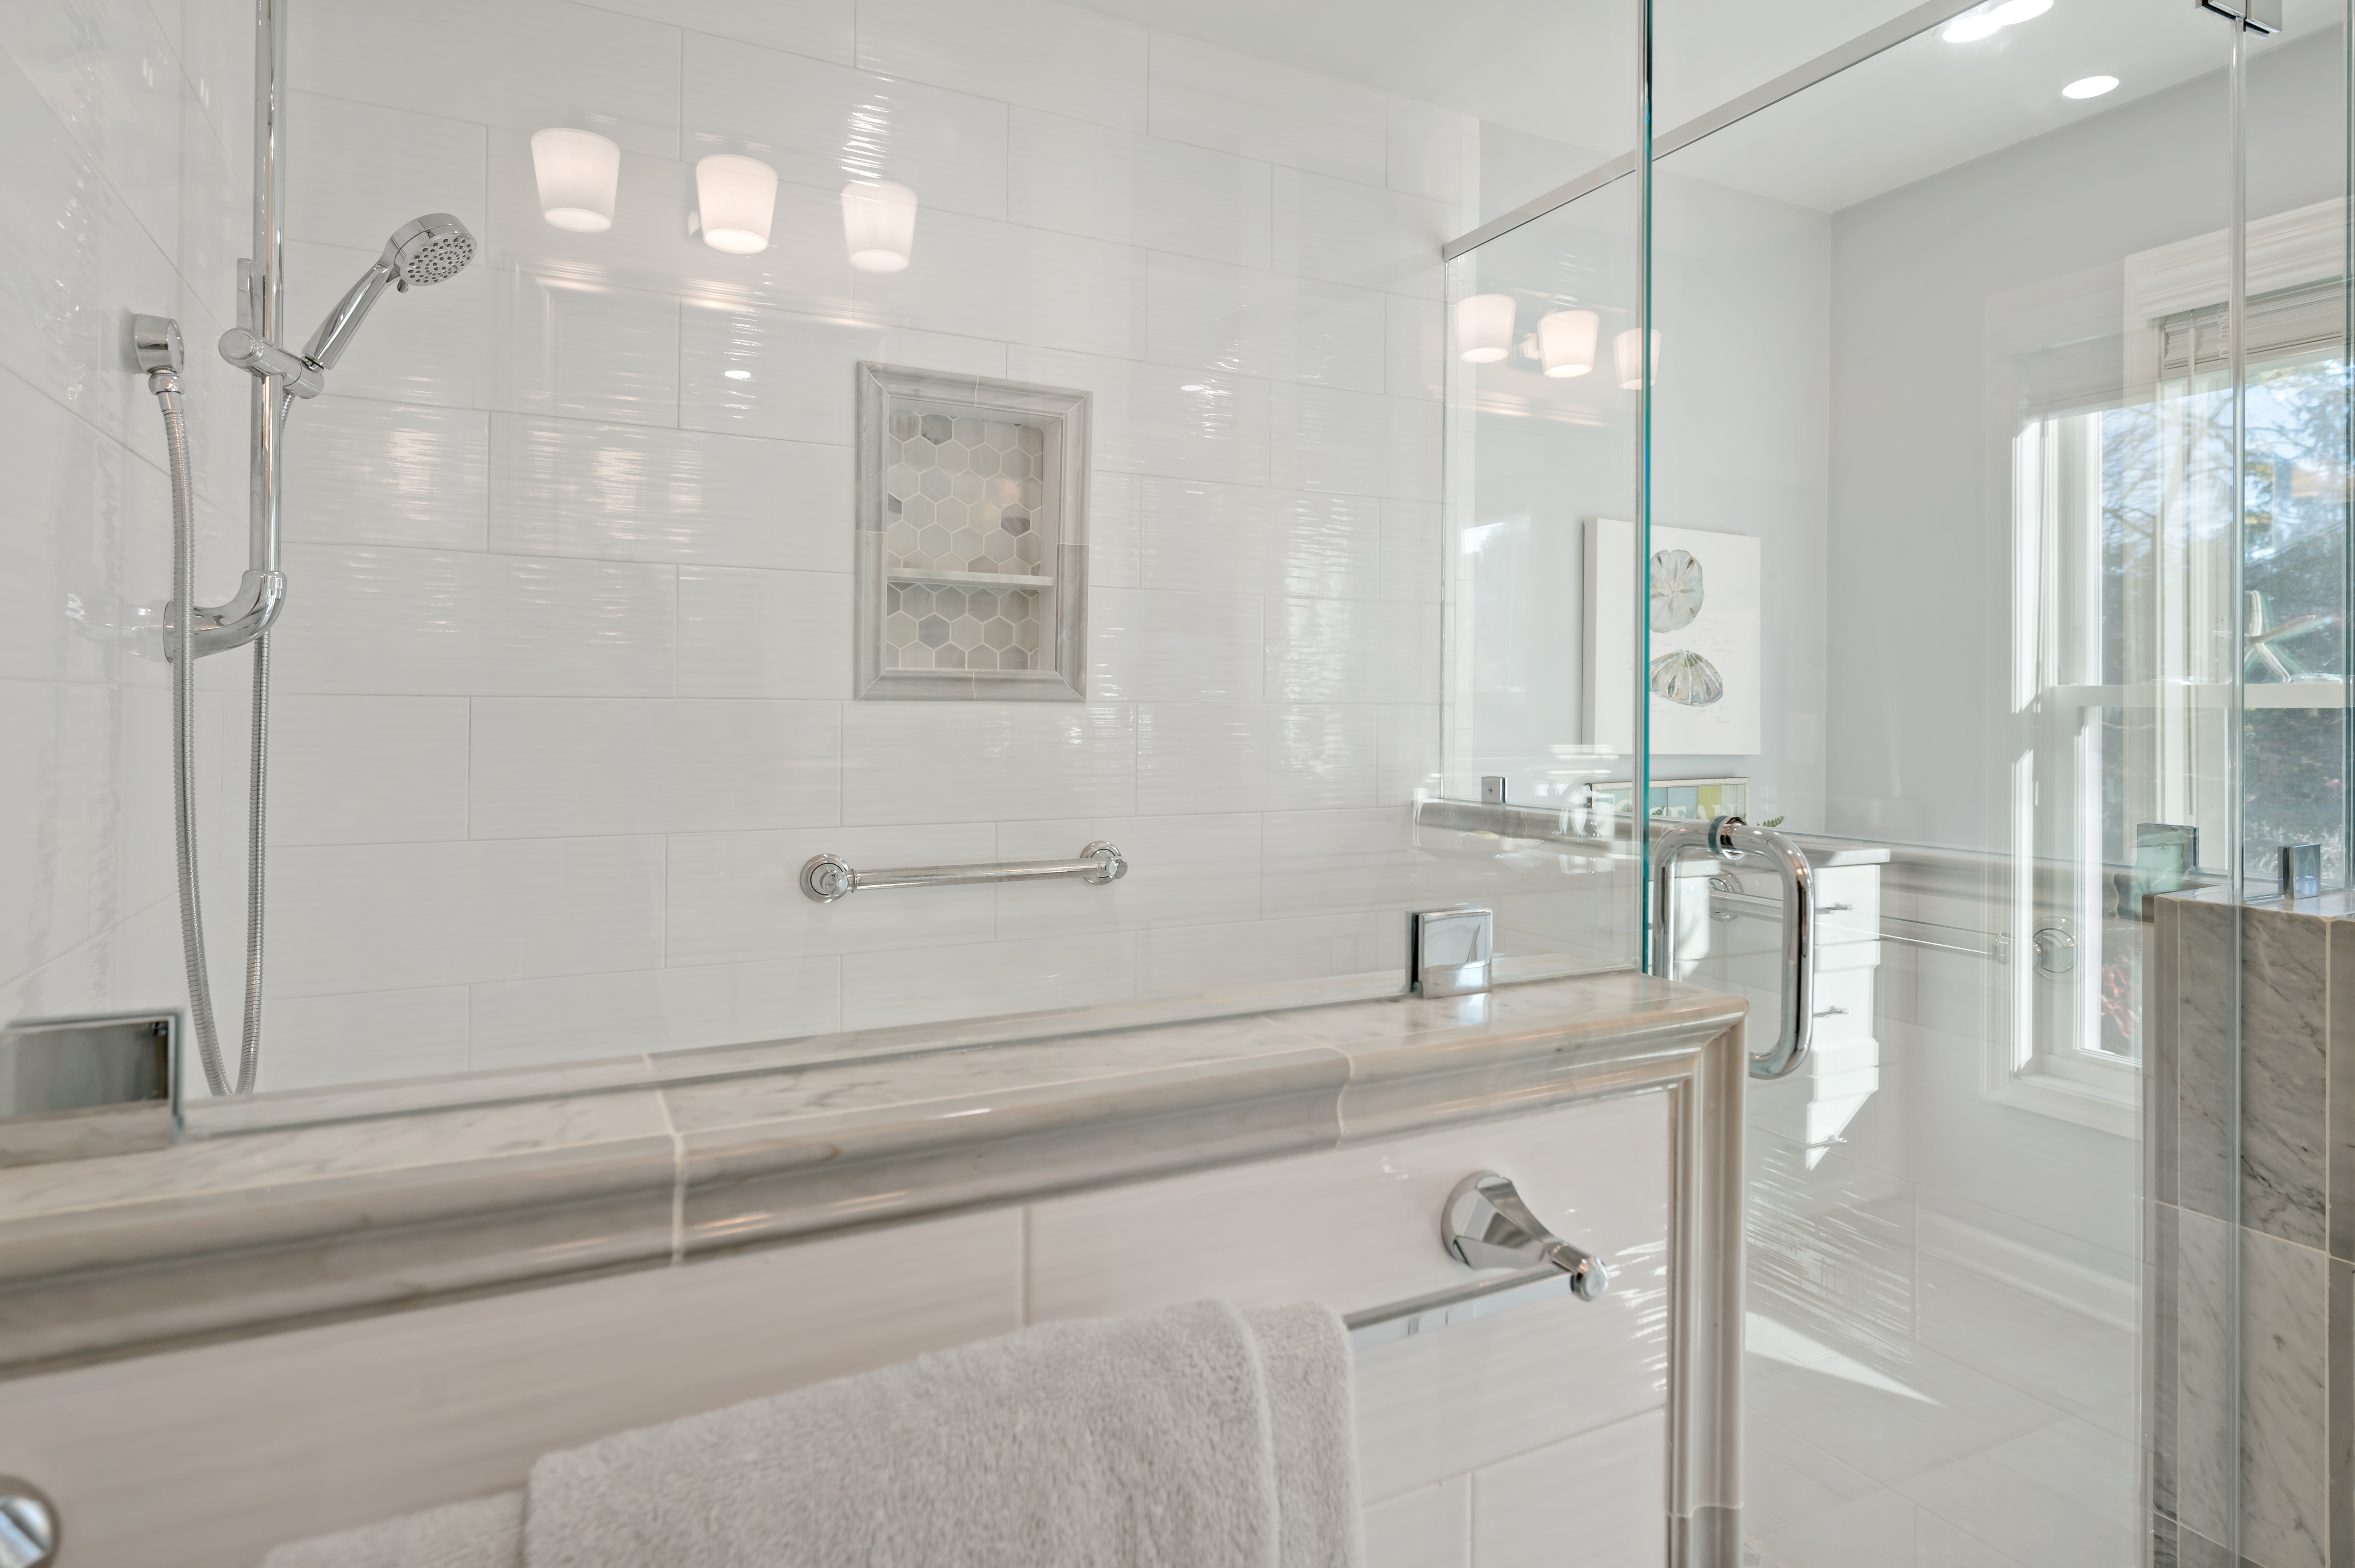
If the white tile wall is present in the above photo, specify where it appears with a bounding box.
[0,0,1590,1088]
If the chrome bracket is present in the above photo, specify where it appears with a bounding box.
[2198,0,2282,32]
[164,569,286,661]
[1444,1171,1612,1300]
[0,1476,58,1567]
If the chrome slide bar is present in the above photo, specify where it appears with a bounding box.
[1651,816,1815,1080]
[801,841,1127,902]
[1346,1171,1611,1351]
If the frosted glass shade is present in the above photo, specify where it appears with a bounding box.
[841,180,919,272]
[1537,310,1599,378]
[531,128,619,233]
[1614,328,1661,390]
[1456,294,1515,363]
[697,154,778,255]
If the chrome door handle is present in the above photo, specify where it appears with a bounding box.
[1649,816,1816,1079]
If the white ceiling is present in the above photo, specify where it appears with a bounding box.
[1057,0,2338,215]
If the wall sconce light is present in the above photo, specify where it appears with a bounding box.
[530,128,621,233]
[841,180,919,272]
[1614,327,1661,390]
[1455,294,1515,363]
[1537,310,1599,378]
[696,154,778,255]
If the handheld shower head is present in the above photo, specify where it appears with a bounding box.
[300,213,477,371]
[383,213,475,290]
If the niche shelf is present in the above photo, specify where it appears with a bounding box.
[855,363,1091,701]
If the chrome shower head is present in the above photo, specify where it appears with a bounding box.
[301,213,477,371]
[382,213,475,290]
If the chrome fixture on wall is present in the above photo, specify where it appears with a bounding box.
[0,1478,55,1568]
[1343,1171,1612,1350]
[801,842,1127,902]
[132,0,479,1097]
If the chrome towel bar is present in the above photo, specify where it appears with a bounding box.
[801,841,1127,903]
[1345,1171,1611,1351]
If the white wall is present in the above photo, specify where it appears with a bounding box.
[1823,25,2344,853]
[0,0,257,1061]
[0,0,1650,1090]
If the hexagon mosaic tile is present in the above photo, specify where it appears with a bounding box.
[882,412,1049,672]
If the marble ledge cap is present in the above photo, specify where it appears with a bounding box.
[0,972,1747,1375]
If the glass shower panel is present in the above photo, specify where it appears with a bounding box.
[2238,12,2351,889]
[1646,6,2253,1565]
[1441,178,1645,975]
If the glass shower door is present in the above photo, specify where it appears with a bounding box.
[1641,5,2343,1565]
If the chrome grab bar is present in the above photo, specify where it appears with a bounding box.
[1344,1172,1611,1350]
[800,841,1127,903]
[1651,815,1815,1080]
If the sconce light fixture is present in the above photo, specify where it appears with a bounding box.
[841,180,919,272]
[1537,309,1599,378]
[696,154,779,255]
[1455,293,1515,363]
[1614,327,1660,390]
[531,128,620,233]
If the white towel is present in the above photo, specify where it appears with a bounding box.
[1245,1304,1364,1568]
[258,1299,1361,1568]
[527,1297,1282,1568]
[258,1490,524,1568]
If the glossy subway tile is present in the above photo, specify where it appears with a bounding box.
[1007,107,1273,268]
[683,33,1009,222]
[468,697,842,838]
[489,415,850,572]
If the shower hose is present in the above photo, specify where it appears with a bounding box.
[149,369,271,1097]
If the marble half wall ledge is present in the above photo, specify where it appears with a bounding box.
[0,973,1747,1376]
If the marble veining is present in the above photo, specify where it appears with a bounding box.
[2152,1199,2180,1521]
[2330,1259,2352,1568]
[2239,911,2329,1251]
[2328,922,2355,1265]
[0,973,1747,1374]
[2238,1227,2329,1568]
[2150,897,2180,1207]
[2175,1206,2233,1544]
[2173,898,2236,1226]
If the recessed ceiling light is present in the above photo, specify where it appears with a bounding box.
[2062,75,2119,98]
[723,368,752,380]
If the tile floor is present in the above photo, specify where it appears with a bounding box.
[1742,1186,2142,1568]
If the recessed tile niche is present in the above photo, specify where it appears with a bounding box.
[855,364,1091,701]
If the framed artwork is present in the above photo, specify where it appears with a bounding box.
[1584,519,1762,755]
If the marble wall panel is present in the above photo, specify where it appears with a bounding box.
[2240,1226,2329,1568]
[2242,911,2330,1251]
[2174,897,2237,1225]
